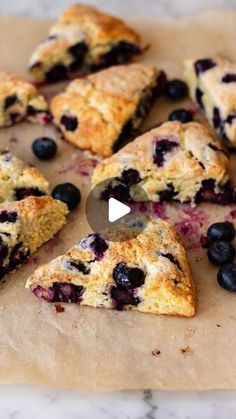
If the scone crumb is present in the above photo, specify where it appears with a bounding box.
[180,346,193,356]
[55,304,65,313]
[151,349,161,357]
[216,324,221,327]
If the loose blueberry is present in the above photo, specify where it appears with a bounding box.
[60,115,78,131]
[111,285,140,309]
[194,59,216,75]
[217,263,236,292]
[207,222,235,243]
[0,211,18,223]
[4,94,17,110]
[165,79,188,101]
[153,139,178,167]
[32,137,57,160]
[113,262,145,288]
[120,169,141,186]
[207,240,235,266]
[52,183,81,210]
[15,188,45,200]
[221,73,236,83]
[168,108,193,123]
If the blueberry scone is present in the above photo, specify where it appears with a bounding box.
[184,57,236,148]
[0,71,50,127]
[92,121,235,205]
[0,196,68,280]
[50,63,166,157]
[26,218,195,317]
[29,4,144,84]
[0,150,49,202]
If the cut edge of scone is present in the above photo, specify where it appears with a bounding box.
[26,217,196,317]
[0,70,50,127]
[29,3,146,84]
[184,56,236,148]
[0,149,50,202]
[50,63,166,157]
[92,120,235,205]
[0,196,68,280]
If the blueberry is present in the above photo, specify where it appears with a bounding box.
[32,137,57,160]
[0,237,8,263]
[113,262,145,288]
[101,182,131,202]
[45,64,68,83]
[158,183,177,202]
[111,285,140,309]
[15,188,45,200]
[165,79,188,101]
[153,139,178,167]
[60,115,78,131]
[4,94,17,110]
[195,88,204,109]
[80,233,108,261]
[212,107,221,129]
[207,241,235,266]
[217,263,236,292]
[52,183,81,210]
[0,211,18,223]
[120,169,141,186]
[53,282,84,303]
[194,59,216,75]
[66,260,90,275]
[207,222,235,243]
[221,73,236,83]
[168,108,193,123]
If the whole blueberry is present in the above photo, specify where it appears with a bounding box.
[207,221,235,243]
[169,109,193,123]
[217,263,236,292]
[52,183,81,210]
[113,262,145,288]
[32,137,57,160]
[207,241,235,266]
[165,79,188,101]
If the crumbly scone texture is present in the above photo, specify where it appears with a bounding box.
[51,63,161,157]
[0,71,49,127]
[184,57,236,147]
[0,150,49,202]
[29,3,143,83]
[0,196,68,280]
[92,121,231,203]
[26,217,196,317]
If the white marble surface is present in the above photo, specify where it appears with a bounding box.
[1,1,236,418]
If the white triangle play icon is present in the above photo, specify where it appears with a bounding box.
[108,198,131,223]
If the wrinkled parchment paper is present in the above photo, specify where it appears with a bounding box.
[0,11,236,391]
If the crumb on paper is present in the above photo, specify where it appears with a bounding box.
[216,324,221,327]
[151,349,161,357]
[180,346,193,357]
[55,304,65,313]
[9,137,18,144]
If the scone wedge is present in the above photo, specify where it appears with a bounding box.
[0,196,68,280]
[26,218,196,317]
[50,63,166,157]
[29,3,145,84]
[184,57,236,148]
[0,71,50,127]
[92,121,235,204]
[0,150,49,202]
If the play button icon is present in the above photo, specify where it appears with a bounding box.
[85,178,149,242]
[108,198,130,222]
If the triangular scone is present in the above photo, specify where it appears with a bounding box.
[26,218,195,317]
[50,63,166,157]
[92,121,235,204]
[29,4,144,84]
[0,150,49,202]
[184,57,236,148]
[0,196,68,280]
[0,71,50,127]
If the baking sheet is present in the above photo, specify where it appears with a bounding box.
[0,11,236,390]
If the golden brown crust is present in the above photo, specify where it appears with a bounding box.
[50,63,160,157]
[26,217,196,317]
[92,121,230,203]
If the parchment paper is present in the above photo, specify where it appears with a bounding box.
[0,11,236,391]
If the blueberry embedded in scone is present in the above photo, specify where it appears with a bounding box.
[50,63,166,157]
[28,4,145,84]
[0,150,49,202]
[184,57,236,148]
[92,121,235,205]
[26,218,196,317]
[0,71,50,127]
[0,196,68,280]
